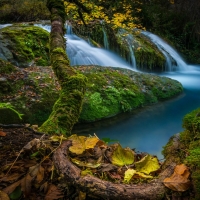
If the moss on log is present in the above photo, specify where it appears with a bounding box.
[39,0,87,135]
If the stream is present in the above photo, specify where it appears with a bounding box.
[2,23,200,159]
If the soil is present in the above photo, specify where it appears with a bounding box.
[0,125,45,166]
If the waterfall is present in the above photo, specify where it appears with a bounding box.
[34,24,51,32]
[65,28,131,68]
[100,20,109,49]
[126,34,136,69]
[102,27,109,49]
[142,31,187,71]
[128,44,136,69]
[34,24,132,69]
[0,24,12,29]
[34,24,188,71]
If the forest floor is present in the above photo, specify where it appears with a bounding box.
[0,125,193,200]
[0,125,76,200]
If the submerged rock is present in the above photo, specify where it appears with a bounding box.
[0,61,183,125]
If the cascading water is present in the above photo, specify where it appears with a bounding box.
[34,23,132,69]
[0,24,12,29]
[126,34,137,69]
[102,26,109,50]
[142,31,187,71]
[100,20,109,49]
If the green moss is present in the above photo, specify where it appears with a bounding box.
[133,34,166,71]
[0,25,50,66]
[0,65,59,125]
[0,59,17,73]
[182,108,200,135]
[1,65,183,126]
[47,0,66,23]
[75,66,182,122]
[163,108,200,198]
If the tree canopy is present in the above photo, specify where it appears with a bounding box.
[64,0,144,30]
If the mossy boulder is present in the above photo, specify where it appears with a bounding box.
[77,66,183,122]
[0,59,59,125]
[162,108,200,199]
[0,24,50,67]
[0,61,183,125]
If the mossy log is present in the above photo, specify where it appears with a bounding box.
[39,0,87,135]
[53,140,176,199]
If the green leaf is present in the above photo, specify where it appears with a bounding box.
[81,169,93,176]
[135,154,160,174]
[50,135,67,142]
[30,151,39,159]
[111,144,134,166]
[9,186,22,200]
[124,169,136,183]
[101,137,119,144]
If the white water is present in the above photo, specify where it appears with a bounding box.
[0,24,12,29]
[102,26,109,49]
[34,24,133,69]
[142,31,188,71]
[128,43,137,69]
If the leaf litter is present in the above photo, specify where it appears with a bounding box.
[0,126,191,199]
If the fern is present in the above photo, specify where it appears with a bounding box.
[0,103,23,120]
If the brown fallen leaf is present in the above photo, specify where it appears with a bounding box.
[44,184,63,200]
[3,180,21,195]
[0,190,10,200]
[0,173,24,182]
[0,131,6,137]
[22,138,41,151]
[21,174,33,197]
[29,164,45,184]
[163,164,191,192]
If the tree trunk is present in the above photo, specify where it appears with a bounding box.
[53,140,176,200]
[39,0,87,135]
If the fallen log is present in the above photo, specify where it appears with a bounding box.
[53,140,176,200]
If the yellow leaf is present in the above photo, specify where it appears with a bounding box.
[71,156,102,169]
[69,135,86,155]
[50,135,67,142]
[163,164,191,192]
[69,135,99,155]
[135,172,153,179]
[135,154,160,174]
[111,144,134,166]
[85,137,99,149]
[124,169,136,183]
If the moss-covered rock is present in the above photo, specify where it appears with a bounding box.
[0,24,50,67]
[77,66,183,122]
[162,108,200,199]
[0,62,183,125]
